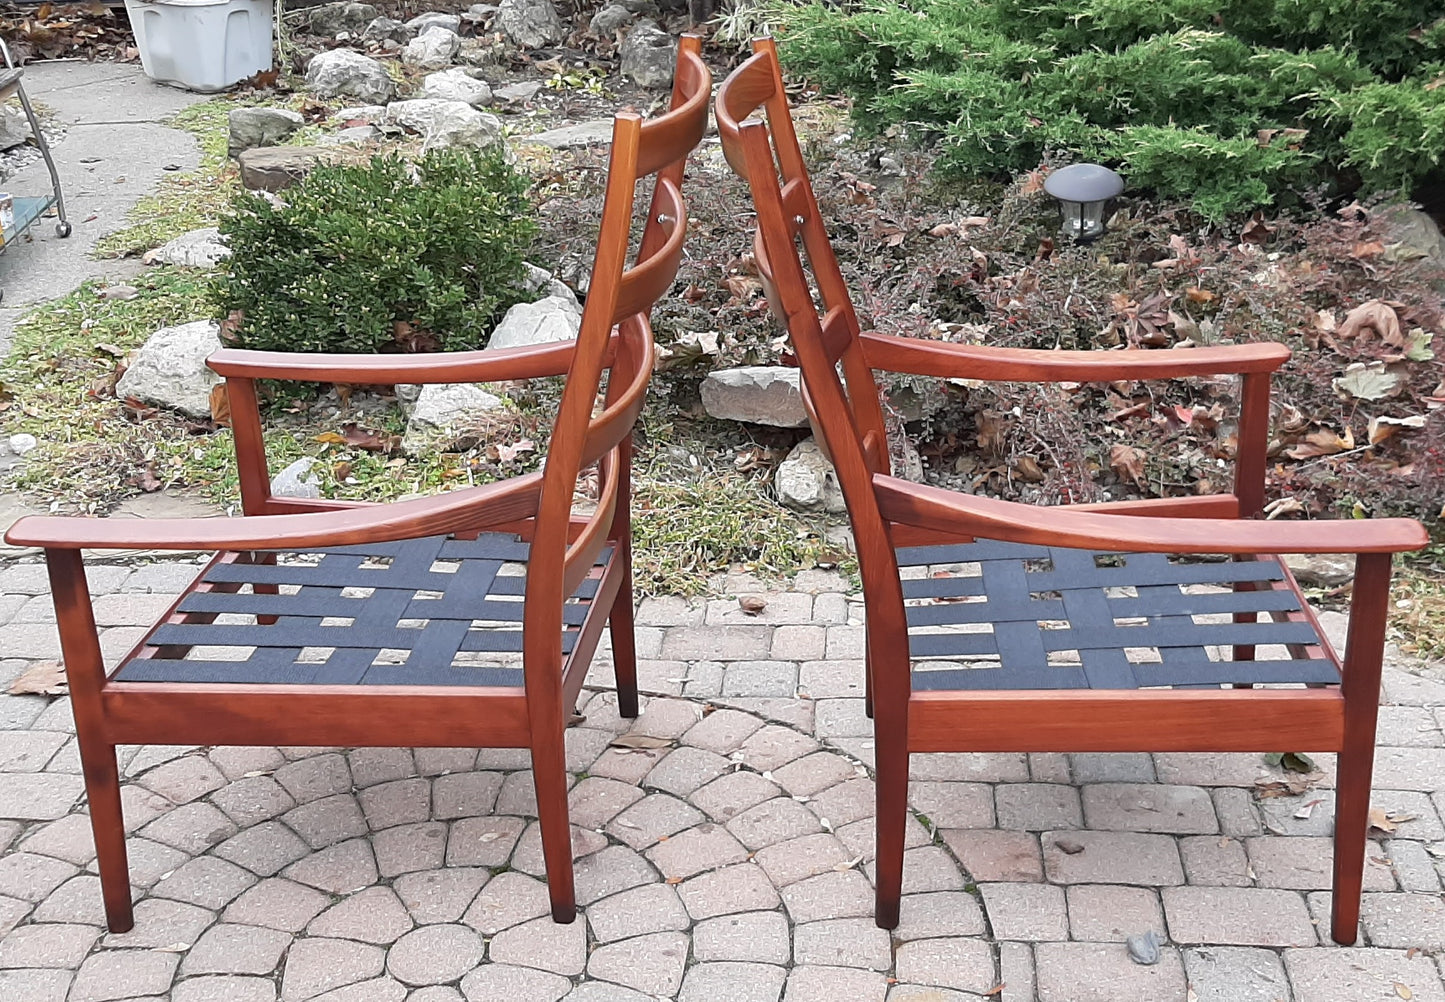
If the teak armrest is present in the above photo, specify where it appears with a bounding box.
[873,475,1428,555]
[208,339,590,385]
[5,475,543,551]
[858,332,1291,382]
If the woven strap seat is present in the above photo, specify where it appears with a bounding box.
[898,540,1336,691]
[115,533,610,686]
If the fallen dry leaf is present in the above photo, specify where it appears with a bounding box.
[1334,361,1405,402]
[208,384,231,427]
[9,660,67,695]
[1338,299,1403,344]
[1108,444,1147,488]
[1368,806,1398,833]
[1013,455,1045,482]
[1286,426,1355,460]
[1395,982,1413,1000]
[608,734,673,750]
[739,595,768,616]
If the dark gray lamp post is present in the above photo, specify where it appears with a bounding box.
[1043,163,1124,242]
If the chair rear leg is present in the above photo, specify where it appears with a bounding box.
[531,739,577,923]
[81,739,134,933]
[607,545,640,720]
[1330,552,1391,945]
[873,649,910,928]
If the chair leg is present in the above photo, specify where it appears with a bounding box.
[608,548,640,720]
[1331,732,1372,945]
[531,740,577,923]
[80,738,133,933]
[874,716,908,928]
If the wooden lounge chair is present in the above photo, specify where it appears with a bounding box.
[715,36,1427,945]
[6,36,711,933]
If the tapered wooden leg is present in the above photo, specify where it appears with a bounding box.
[608,547,640,720]
[44,549,133,932]
[873,713,908,929]
[531,738,577,923]
[1331,552,1391,945]
[81,740,134,932]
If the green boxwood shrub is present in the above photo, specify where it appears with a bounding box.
[213,149,538,354]
[767,0,1445,219]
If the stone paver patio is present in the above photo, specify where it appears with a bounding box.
[0,556,1443,1001]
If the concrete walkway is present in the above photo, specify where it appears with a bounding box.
[0,558,1441,1001]
[0,60,205,354]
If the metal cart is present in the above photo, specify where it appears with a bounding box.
[0,35,71,300]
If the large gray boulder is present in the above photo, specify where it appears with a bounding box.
[523,120,613,149]
[402,383,506,452]
[488,295,582,350]
[406,11,462,33]
[115,321,224,420]
[147,227,230,268]
[307,1,378,34]
[402,26,462,71]
[701,366,808,427]
[589,3,634,34]
[227,107,305,158]
[306,49,397,104]
[361,16,413,44]
[619,20,676,89]
[775,438,846,513]
[522,263,576,304]
[0,107,31,151]
[496,0,566,48]
[383,99,504,150]
[422,68,493,107]
[1381,206,1445,268]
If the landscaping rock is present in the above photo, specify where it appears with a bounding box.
[496,0,566,48]
[227,107,305,158]
[463,4,499,22]
[775,437,846,513]
[237,146,343,192]
[271,457,322,499]
[589,3,635,35]
[114,321,224,420]
[406,11,462,33]
[402,26,462,71]
[456,37,507,67]
[403,384,506,452]
[148,227,230,268]
[619,20,676,89]
[522,263,577,304]
[329,125,381,144]
[488,295,582,350]
[492,81,543,103]
[8,433,37,456]
[383,99,504,150]
[0,107,31,151]
[362,16,414,44]
[524,121,613,149]
[422,68,493,107]
[1381,206,1445,268]
[333,104,387,122]
[1283,553,1356,587]
[307,1,378,35]
[306,49,397,104]
[700,366,808,427]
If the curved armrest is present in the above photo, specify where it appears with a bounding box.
[873,475,1428,555]
[208,339,588,385]
[5,474,542,551]
[859,332,1290,382]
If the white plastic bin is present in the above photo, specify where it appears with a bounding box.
[124,0,274,93]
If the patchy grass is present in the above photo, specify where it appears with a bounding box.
[1393,547,1445,661]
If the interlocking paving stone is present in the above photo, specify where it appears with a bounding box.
[1081,783,1218,834]
[1065,884,1166,942]
[754,832,852,887]
[771,752,856,798]
[940,829,1043,882]
[0,851,76,901]
[643,747,730,798]
[0,921,99,967]
[722,661,800,698]
[893,891,987,941]
[208,746,287,782]
[1212,787,1265,838]
[1179,834,1250,886]
[30,874,110,925]
[141,802,238,854]
[283,838,378,895]
[0,773,85,820]
[0,730,67,771]
[386,924,484,985]
[1162,886,1316,946]
[587,882,689,943]
[463,871,550,935]
[1360,891,1445,950]
[885,845,966,895]
[981,882,1070,942]
[0,894,31,937]
[661,626,773,662]
[728,796,824,850]
[358,778,430,830]
[309,886,414,943]
[1041,830,1185,885]
[1374,747,1445,792]
[1388,839,1444,892]
[373,822,447,878]
[586,931,689,996]
[211,776,297,828]
[214,820,313,876]
[885,985,981,1002]
[734,725,821,773]
[275,754,354,804]
[692,910,791,964]
[392,867,489,925]
[678,962,787,1002]
[310,979,407,1002]
[780,870,875,923]
[908,781,996,829]
[1284,946,1445,1001]
[347,748,417,788]
[138,755,227,805]
[606,792,703,848]
[415,748,481,777]
[102,897,213,949]
[488,915,588,976]
[994,783,1083,831]
[1246,835,1395,891]
[1071,752,1155,784]
[690,770,782,823]
[645,821,748,880]
[182,922,291,975]
[893,937,998,995]
[459,963,571,1002]
[445,815,524,868]
[70,950,180,1002]
[676,863,780,920]
[1035,942,1185,1002]
[172,975,279,1002]
[152,856,257,909]
[1183,946,1293,1002]
[568,777,646,829]
[19,814,100,867]
[793,917,893,970]
[784,965,889,1002]
[223,877,330,932]
[280,937,386,1001]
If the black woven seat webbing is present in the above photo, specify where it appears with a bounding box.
[899,541,1337,692]
[115,533,609,686]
